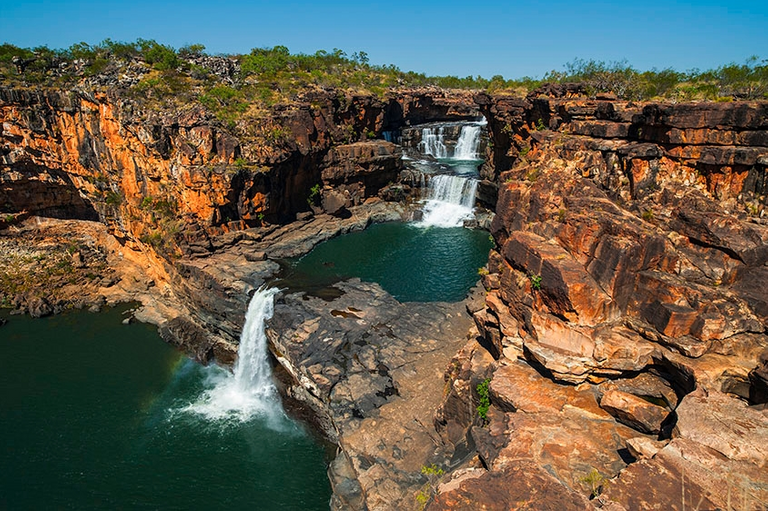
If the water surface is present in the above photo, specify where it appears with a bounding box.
[279,222,493,302]
[0,306,332,510]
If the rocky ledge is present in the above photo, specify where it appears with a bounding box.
[267,280,484,510]
[425,91,768,509]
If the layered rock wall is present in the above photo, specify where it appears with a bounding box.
[1,86,478,348]
[431,90,768,509]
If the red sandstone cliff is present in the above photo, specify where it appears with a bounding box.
[431,89,768,509]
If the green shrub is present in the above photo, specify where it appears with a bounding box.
[138,39,179,71]
[105,190,122,206]
[580,468,608,499]
[307,184,321,205]
[415,464,445,509]
[476,378,491,423]
[529,273,542,291]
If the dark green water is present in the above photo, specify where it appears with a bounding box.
[0,306,332,511]
[280,222,493,302]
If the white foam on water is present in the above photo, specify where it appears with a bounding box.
[418,174,478,227]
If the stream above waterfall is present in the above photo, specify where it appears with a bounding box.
[278,119,492,302]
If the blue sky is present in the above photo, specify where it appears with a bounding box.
[1,0,766,79]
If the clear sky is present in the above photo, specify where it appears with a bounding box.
[1,0,765,79]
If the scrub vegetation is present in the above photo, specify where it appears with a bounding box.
[1,40,765,125]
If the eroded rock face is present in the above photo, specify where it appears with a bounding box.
[474,91,768,387]
[431,91,768,509]
[0,86,473,262]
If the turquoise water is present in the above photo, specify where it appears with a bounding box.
[279,222,493,302]
[439,157,484,176]
[0,306,332,510]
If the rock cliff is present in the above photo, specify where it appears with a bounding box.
[1,85,478,328]
[429,89,768,509]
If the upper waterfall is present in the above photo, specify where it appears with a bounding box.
[453,125,483,160]
[419,126,448,158]
[406,120,486,160]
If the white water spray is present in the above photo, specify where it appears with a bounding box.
[453,125,482,160]
[181,287,287,427]
[419,174,478,227]
[419,126,448,158]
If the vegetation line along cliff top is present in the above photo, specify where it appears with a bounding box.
[2,40,767,122]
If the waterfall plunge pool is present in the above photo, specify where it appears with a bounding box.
[277,222,494,303]
[0,304,333,510]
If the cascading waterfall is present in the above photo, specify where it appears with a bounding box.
[418,122,484,160]
[419,126,448,158]
[453,125,482,160]
[419,174,478,227]
[182,286,287,428]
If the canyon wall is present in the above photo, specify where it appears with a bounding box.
[430,89,768,509]
[1,86,479,238]
[1,86,480,355]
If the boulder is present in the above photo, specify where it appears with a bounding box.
[28,297,53,318]
[599,389,670,434]
[673,388,768,465]
[599,372,679,409]
[643,301,699,339]
[320,189,349,216]
[625,436,668,459]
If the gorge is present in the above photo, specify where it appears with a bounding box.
[2,71,768,511]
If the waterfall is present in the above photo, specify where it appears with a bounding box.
[419,126,448,158]
[232,287,280,395]
[453,125,482,160]
[419,174,478,227]
[181,287,286,427]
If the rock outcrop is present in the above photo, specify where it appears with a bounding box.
[266,280,478,511]
[430,90,768,509]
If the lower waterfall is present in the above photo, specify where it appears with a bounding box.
[419,174,478,227]
[182,286,287,428]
